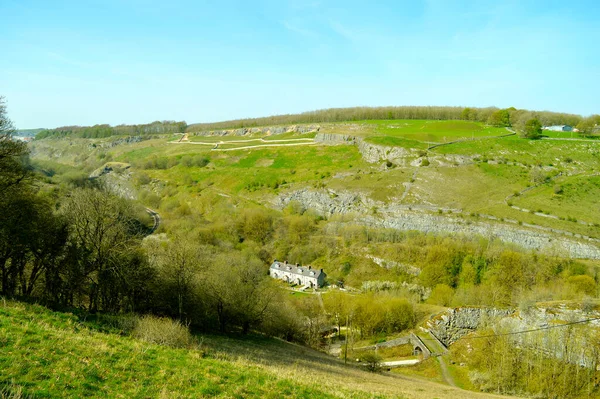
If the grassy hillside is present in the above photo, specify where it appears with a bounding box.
[0,299,508,399]
[28,119,600,240]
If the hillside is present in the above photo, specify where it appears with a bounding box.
[30,119,600,256]
[0,299,509,399]
[18,117,600,398]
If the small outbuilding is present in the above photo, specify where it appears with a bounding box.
[544,125,573,132]
[269,260,326,288]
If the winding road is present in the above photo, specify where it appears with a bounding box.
[168,137,316,151]
[145,207,160,234]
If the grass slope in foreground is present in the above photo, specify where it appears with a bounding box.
[0,300,509,399]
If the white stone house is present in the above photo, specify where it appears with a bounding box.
[269,260,326,288]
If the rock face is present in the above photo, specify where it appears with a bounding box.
[314,133,356,145]
[428,305,600,368]
[314,133,476,166]
[427,308,515,346]
[193,125,320,137]
[356,139,415,165]
[365,255,421,276]
[275,188,367,216]
[274,188,600,259]
[89,163,136,200]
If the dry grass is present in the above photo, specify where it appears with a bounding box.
[132,315,195,348]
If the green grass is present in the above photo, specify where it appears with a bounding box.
[263,132,317,140]
[188,135,263,143]
[217,140,315,150]
[142,144,364,196]
[447,363,478,391]
[512,174,600,226]
[187,132,316,143]
[360,120,508,143]
[364,136,429,150]
[391,357,445,384]
[0,299,503,399]
[0,300,378,399]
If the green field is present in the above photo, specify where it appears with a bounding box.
[327,120,509,144]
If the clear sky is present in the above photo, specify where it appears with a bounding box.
[1,0,598,129]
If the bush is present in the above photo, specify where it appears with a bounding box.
[427,284,454,306]
[132,315,194,348]
[530,168,548,184]
[359,351,383,372]
[136,172,151,185]
[567,275,596,296]
[94,313,138,334]
[194,155,209,167]
[420,158,430,167]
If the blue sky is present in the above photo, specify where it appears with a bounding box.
[1,0,598,128]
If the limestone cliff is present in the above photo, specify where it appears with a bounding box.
[274,188,600,259]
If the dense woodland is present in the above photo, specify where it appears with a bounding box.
[36,120,187,139]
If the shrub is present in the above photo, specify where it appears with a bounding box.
[427,284,454,306]
[553,185,563,195]
[94,313,138,334]
[359,351,383,372]
[132,315,194,348]
[194,155,209,167]
[420,158,430,167]
[530,168,548,185]
[567,275,597,296]
[136,172,151,185]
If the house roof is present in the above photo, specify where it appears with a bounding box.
[270,260,325,278]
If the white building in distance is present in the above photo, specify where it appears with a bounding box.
[269,260,326,288]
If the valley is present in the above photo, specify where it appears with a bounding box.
[4,108,600,398]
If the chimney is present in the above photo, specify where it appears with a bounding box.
[320,268,323,273]
[284,260,287,265]
[308,266,312,270]
[296,263,299,267]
